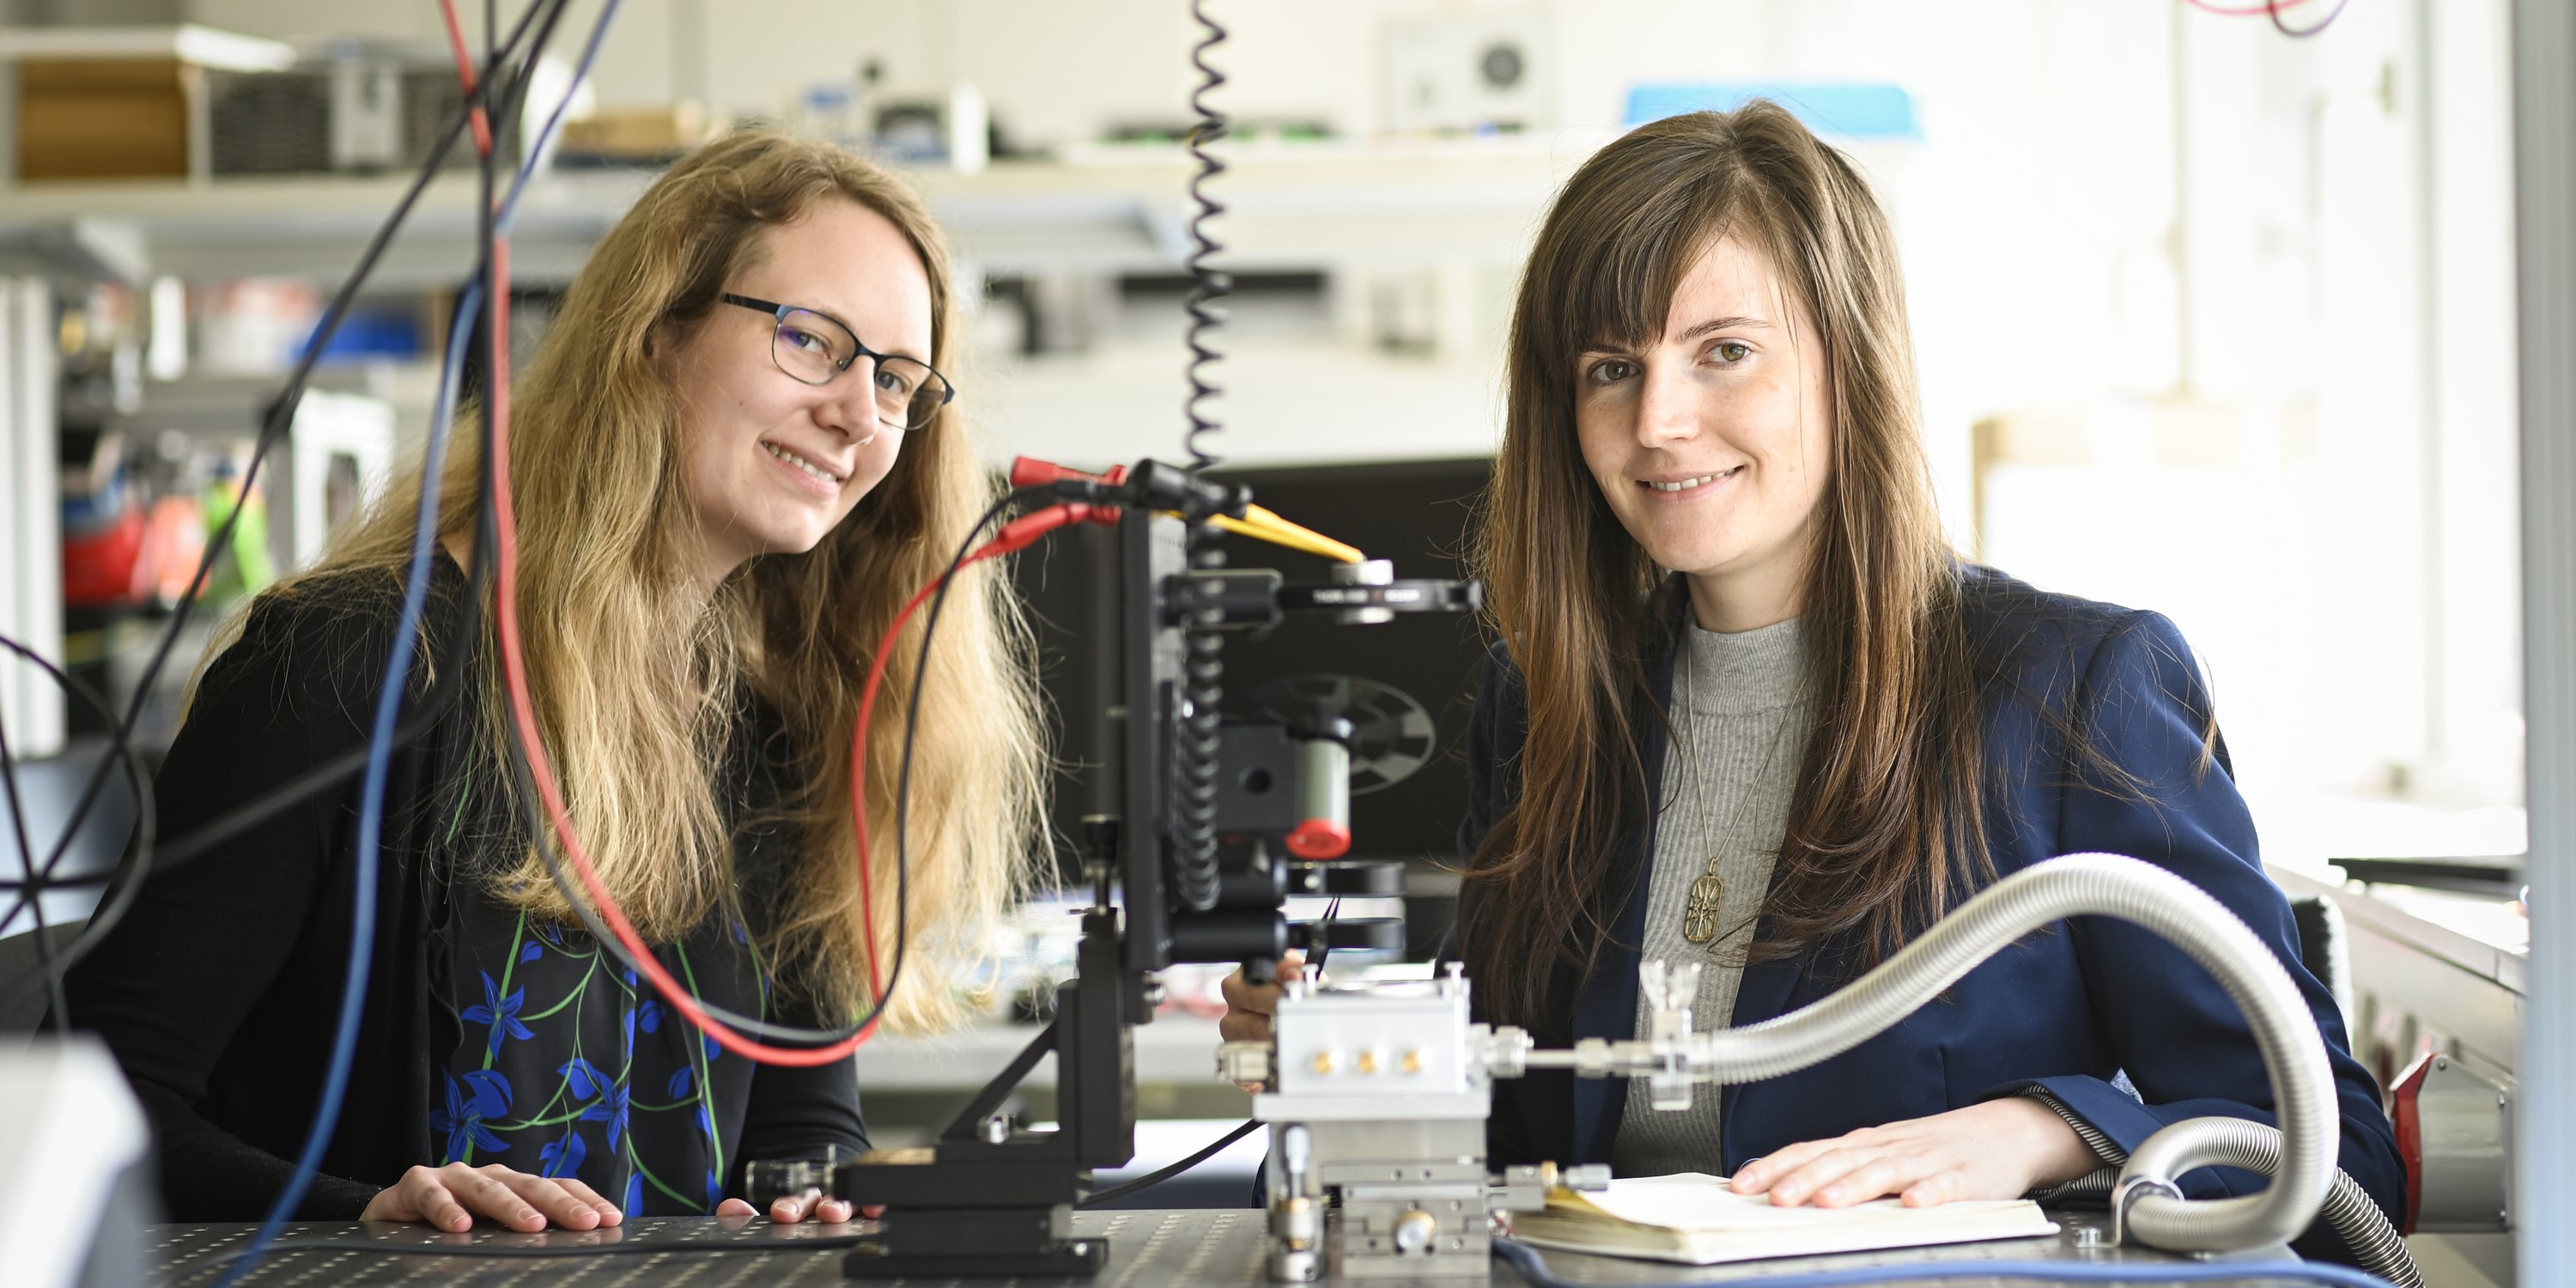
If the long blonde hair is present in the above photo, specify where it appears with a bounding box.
[228,128,1044,1034]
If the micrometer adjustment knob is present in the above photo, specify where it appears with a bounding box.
[1392,1208,1437,1254]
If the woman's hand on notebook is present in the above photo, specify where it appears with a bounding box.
[1725,1098,2099,1210]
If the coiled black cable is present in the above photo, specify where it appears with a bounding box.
[1168,0,1230,913]
[1181,0,1230,474]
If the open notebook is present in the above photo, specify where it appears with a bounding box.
[1508,1173,2060,1266]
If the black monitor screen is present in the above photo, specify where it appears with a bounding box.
[1012,458,1494,881]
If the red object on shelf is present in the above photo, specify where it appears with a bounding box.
[2389,1050,2430,1234]
[62,506,149,606]
[145,495,209,604]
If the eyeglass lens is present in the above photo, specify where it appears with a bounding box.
[770,308,949,429]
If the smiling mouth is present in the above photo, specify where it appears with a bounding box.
[1643,466,1743,493]
[762,441,845,485]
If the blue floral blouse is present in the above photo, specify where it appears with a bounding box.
[432,891,769,1216]
[422,691,852,1218]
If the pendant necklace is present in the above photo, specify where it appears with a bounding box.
[1675,641,1807,949]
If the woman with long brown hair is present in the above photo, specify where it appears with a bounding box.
[67,129,1044,1231]
[1226,103,2400,1261]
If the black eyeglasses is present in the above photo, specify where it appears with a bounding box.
[719,293,955,432]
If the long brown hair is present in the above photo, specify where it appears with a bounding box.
[1465,102,1986,1026]
[218,127,1045,1034]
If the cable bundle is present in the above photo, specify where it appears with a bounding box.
[0,0,1320,1270]
[2178,0,2347,38]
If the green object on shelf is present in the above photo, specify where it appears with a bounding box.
[200,477,275,600]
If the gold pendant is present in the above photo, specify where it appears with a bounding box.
[1681,871,1725,944]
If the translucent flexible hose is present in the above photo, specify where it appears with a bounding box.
[1523,854,2338,1255]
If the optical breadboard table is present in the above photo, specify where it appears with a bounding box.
[144,1209,2336,1287]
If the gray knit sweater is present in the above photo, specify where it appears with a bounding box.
[1611,615,1811,1179]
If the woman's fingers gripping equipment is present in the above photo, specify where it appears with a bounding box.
[361,1163,624,1233]
[1218,949,1305,1043]
[1219,950,1305,1092]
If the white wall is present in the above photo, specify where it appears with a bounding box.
[179,0,2525,850]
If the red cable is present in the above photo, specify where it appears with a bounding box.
[433,0,1111,1064]
[435,0,866,1067]
[440,25,857,1064]
[843,504,1106,1002]
[487,251,867,1064]
[491,375,1102,1066]
[432,0,496,159]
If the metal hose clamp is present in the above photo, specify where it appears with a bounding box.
[2110,1175,2185,1248]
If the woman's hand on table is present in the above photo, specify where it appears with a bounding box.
[715,1189,881,1224]
[1727,1097,2100,1209]
[362,1163,623,1232]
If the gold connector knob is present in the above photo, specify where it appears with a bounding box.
[1310,1051,1336,1076]
[1357,1050,1381,1075]
[1402,1049,1425,1075]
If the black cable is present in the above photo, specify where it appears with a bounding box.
[0,0,544,1060]
[1078,1118,1261,1208]
[2268,0,2348,37]
[0,637,156,1019]
[498,488,1045,1046]
[1075,908,1340,1209]
[0,198,518,1020]
[0,708,70,1030]
[3,283,501,894]
[0,653,132,1026]
[889,486,1056,1018]
[1168,0,1233,914]
[488,0,580,150]
[6,0,560,949]
[1309,894,1341,972]
[1180,0,1230,477]
[207,9,567,1279]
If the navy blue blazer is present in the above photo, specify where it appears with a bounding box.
[1455,566,2403,1261]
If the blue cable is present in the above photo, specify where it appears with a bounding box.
[1492,1237,2399,1288]
[212,275,483,1288]
[216,5,628,1280]
[498,0,623,233]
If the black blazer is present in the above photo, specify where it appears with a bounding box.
[1455,565,2403,1262]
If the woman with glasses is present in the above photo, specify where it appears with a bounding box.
[67,129,1043,1233]
[1224,102,2403,1263]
